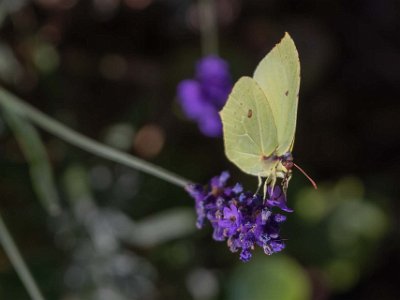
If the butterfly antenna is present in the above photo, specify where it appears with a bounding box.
[293,163,318,189]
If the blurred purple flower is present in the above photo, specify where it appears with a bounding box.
[177,56,232,137]
[186,172,293,262]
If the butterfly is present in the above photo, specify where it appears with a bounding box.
[220,33,316,198]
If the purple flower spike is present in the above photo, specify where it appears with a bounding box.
[186,172,293,262]
[177,56,232,137]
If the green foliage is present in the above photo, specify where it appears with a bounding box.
[292,176,389,291]
[228,255,311,300]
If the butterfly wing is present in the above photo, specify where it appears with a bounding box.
[220,76,279,177]
[253,32,300,156]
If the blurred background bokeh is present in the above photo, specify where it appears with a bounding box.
[0,0,399,299]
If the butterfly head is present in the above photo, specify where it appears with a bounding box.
[281,152,294,171]
[279,152,293,194]
[281,152,318,190]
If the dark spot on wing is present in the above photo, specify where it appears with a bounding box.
[261,154,278,161]
[247,109,252,118]
[285,90,289,96]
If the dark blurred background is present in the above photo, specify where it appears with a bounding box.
[0,0,399,299]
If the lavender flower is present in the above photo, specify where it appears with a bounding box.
[177,56,232,137]
[186,172,293,262]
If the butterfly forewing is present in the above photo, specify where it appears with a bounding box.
[220,76,279,177]
[253,32,300,156]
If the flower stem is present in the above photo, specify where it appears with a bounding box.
[0,87,191,188]
[0,212,46,300]
[199,0,219,56]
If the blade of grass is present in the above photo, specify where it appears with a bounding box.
[1,108,61,216]
[0,212,46,300]
[0,87,191,188]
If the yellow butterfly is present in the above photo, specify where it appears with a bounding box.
[220,33,316,198]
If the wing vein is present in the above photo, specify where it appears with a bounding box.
[253,90,265,154]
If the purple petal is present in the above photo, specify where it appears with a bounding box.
[211,171,230,189]
[266,186,294,212]
[239,249,252,262]
[185,184,205,201]
[232,183,243,194]
[270,240,285,252]
[274,214,287,223]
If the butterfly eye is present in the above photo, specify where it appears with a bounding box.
[283,161,294,169]
[281,152,294,169]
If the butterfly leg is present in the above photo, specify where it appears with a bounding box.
[262,175,271,201]
[254,176,263,196]
[263,174,277,201]
[282,173,292,195]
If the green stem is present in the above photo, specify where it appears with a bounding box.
[0,87,191,188]
[199,0,219,56]
[0,213,46,300]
